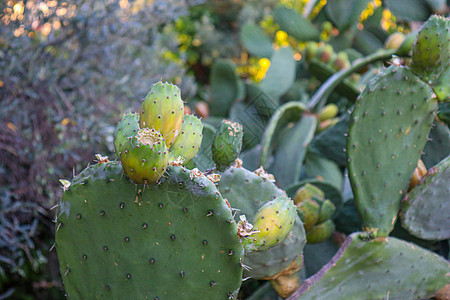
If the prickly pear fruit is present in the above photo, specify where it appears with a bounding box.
[296,200,320,231]
[317,199,336,224]
[195,101,210,118]
[318,104,339,122]
[169,114,203,162]
[212,120,244,171]
[120,128,169,184]
[139,82,184,147]
[242,196,296,252]
[331,52,350,71]
[304,43,319,62]
[293,183,324,205]
[411,15,449,85]
[113,112,139,156]
[306,219,335,244]
[385,32,405,51]
[318,44,334,64]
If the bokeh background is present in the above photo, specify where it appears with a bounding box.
[0,0,448,298]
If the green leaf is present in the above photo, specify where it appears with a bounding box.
[210,59,240,117]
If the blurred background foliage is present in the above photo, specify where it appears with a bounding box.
[0,0,447,298]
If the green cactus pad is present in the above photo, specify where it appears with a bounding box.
[347,66,437,237]
[242,196,296,252]
[169,114,203,162]
[56,162,243,299]
[401,155,450,240]
[139,82,184,147]
[212,120,244,171]
[273,6,320,42]
[217,166,306,279]
[288,233,450,300]
[422,121,450,168]
[260,102,316,189]
[120,128,169,184]
[113,112,140,157]
[411,15,449,86]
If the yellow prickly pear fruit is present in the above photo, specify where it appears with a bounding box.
[385,32,405,51]
[293,183,325,205]
[317,199,336,224]
[139,82,184,147]
[318,103,339,122]
[296,199,320,231]
[306,219,335,244]
[242,196,296,252]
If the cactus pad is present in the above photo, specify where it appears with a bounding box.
[289,233,450,300]
[55,162,244,299]
[113,112,140,156]
[401,155,450,240]
[347,66,437,236]
[411,15,449,86]
[139,82,184,147]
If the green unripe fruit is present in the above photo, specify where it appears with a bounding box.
[113,112,140,156]
[169,114,203,162]
[296,199,320,232]
[242,196,296,252]
[120,128,169,184]
[318,44,334,64]
[331,52,351,71]
[304,43,319,62]
[212,120,244,171]
[322,21,333,34]
[318,103,339,122]
[317,199,336,224]
[385,32,405,51]
[139,82,185,147]
[293,183,325,205]
[306,219,335,244]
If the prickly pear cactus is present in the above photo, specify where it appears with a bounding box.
[401,155,450,240]
[169,114,203,162]
[288,233,450,300]
[55,162,244,299]
[113,112,140,157]
[347,65,437,237]
[139,82,184,147]
[212,120,244,171]
[120,128,169,184]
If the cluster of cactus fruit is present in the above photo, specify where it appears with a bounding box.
[55,14,449,299]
